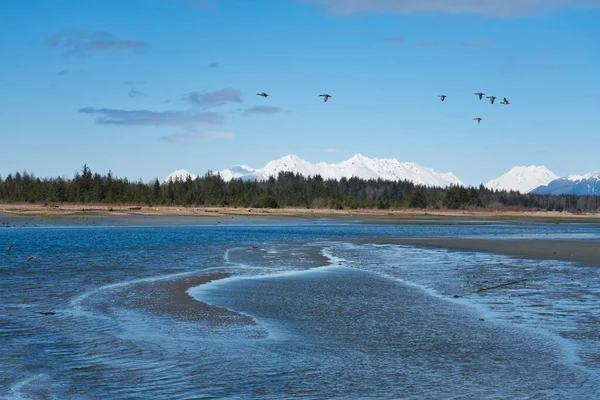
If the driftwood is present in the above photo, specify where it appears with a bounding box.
[475,279,527,293]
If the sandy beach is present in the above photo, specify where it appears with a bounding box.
[2,202,600,225]
[360,237,600,267]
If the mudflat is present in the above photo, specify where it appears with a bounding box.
[361,237,600,267]
[111,272,258,325]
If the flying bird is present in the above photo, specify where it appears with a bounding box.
[487,96,497,104]
[438,95,447,102]
[474,92,485,100]
[473,118,482,124]
[27,255,35,262]
[320,94,332,102]
[256,92,269,98]
[5,245,12,252]
[501,97,510,105]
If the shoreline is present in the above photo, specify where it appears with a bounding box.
[2,202,600,223]
[359,237,600,268]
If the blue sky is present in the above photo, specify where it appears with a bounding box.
[1,0,599,186]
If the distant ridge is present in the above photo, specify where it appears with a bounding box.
[532,172,600,195]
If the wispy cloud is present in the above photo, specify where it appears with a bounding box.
[379,37,404,44]
[208,62,219,68]
[78,107,223,127]
[203,131,234,140]
[159,130,233,143]
[184,88,242,107]
[302,0,600,17]
[128,89,147,98]
[242,106,289,116]
[46,29,149,57]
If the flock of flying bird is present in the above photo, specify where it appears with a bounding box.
[438,92,510,124]
[257,92,333,102]
[256,91,508,124]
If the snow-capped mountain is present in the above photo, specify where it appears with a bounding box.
[163,169,197,183]
[531,172,600,196]
[217,154,464,187]
[485,166,559,193]
[218,165,263,182]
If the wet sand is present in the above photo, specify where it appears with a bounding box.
[111,272,257,325]
[362,237,600,267]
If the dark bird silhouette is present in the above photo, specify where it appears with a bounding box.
[320,94,332,102]
[474,92,485,100]
[500,97,510,105]
[487,96,497,104]
[438,95,447,102]
[5,245,12,252]
[256,92,269,98]
[473,117,482,124]
[27,255,35,262]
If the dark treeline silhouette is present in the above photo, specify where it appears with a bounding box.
[0,165,599,212]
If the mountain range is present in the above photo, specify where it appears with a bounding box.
[531,172,600,196]
[165,154,464,188]
[164,155,599,196]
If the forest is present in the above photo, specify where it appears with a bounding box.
[0,165,598,212]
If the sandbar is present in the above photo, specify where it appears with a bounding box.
[360,237,600,267]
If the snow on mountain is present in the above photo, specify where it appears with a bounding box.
[531,172,600,196]
[217,154,464,187]
[163,169,197,183]
[485,165,559,193]
[218,165,260,182]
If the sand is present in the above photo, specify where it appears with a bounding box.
[2,202,600,226]
[111,272,258,325]
[360,237,600,267]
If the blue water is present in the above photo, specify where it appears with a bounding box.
[1,220,600,399]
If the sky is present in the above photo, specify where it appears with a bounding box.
[1,0,599,186]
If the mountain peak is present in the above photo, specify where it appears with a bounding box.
[163,169,197,183]
[485,165,559,193]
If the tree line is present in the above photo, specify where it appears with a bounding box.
[0,165,598,212]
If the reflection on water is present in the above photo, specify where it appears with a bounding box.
[1,222,599,399]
